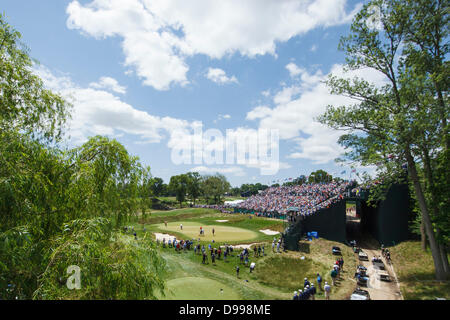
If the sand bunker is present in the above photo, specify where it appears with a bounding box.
[259,229,280,235]
[225,243,261,249]
[154,233,177,242]
[215,220,229,222]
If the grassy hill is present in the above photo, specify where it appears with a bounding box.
[389,241,450,300]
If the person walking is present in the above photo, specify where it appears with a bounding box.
[304,277,310,288]
[324,282,331,300]
[330,269,338,286]
[317,273,322,290]
[202,252,207,264]
[236,266,240,278]
[310,283,316,300]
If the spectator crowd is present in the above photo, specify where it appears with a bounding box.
[235,181,350,218]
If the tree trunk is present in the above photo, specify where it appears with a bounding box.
[421,219,427,251]
[437,228,450,277]
[405,148,447,280]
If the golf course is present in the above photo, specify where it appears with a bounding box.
[127,207,362,300]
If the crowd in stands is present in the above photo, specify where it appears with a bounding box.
[235,181,350,218]
[193,204,233,213]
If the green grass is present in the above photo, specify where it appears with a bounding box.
[389,241,450,300]
[128,208,364,300]
[153,221,259,242]
[158,277,241,300]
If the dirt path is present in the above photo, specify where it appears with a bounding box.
[357,240,403,300]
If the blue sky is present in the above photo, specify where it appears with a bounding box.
[2,0,379,187]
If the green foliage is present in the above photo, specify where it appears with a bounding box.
[201,173,231,204]
[0,13,69,141]
[318,0,449,279]
[168,174,189,206]
[33,218,166,300]
[307,170,333,184]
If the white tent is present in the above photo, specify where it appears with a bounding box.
[224,200,244,207]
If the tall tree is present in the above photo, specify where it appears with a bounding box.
[0,14,69,141]
[186,172,202,205]
[168,174,189,207]
[201,174,231,204]
[318,0,449,279]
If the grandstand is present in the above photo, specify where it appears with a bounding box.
[215,180,415,250]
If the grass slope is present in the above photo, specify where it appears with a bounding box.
[389,241,450,300]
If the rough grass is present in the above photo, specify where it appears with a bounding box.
[389,241,450,300]
[255,255,328,292]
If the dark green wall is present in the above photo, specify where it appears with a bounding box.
[360,184,414,246]
[285,184,415,250]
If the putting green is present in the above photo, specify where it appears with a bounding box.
[155,221,258,242]
[158,277,241,300]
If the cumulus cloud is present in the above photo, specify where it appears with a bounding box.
[286,62,303,78]
[246,64,387,164]
[66,0,361,90]
[89,76,127,94]
[34,66,194,145]
[206,68,238,85]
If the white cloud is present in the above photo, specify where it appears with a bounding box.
[34,66,194,145]
[246,106,273,121]
[89,76,127,94]
[286,62,303,78]
[206,68,238,85]
[246,63,387,164]
[213,114,232,123]
[261,89,271,97]
[66,0,361,90]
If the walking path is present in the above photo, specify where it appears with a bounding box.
[357,240,403,300]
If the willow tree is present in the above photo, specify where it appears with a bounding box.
[0,14,165,299]
[0,14,69,141]
[318,0,449,280]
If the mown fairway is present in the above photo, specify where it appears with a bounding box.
[154,221,259,242]
[158,277,241,300]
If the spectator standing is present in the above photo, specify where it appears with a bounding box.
[304,277,310,288]
[331,269,338,286]
[310,284,316,300]
[324,282,331,300]
[317,273,322,290]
